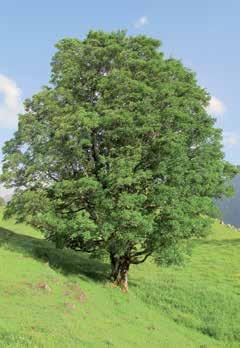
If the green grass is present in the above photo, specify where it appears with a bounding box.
[0,209,240,347]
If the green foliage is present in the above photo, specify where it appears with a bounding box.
[0,197,5,206]
[0,31,237,278]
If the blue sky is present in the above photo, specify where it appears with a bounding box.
[0,0,239,196]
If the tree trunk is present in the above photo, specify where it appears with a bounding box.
[110,254,130,292]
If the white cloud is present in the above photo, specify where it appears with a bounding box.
[134,16,149,29]
[0,74,23,129]
[206,96,226,117]
[223,132,240,148]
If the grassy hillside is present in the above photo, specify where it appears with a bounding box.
[0,209,240,347]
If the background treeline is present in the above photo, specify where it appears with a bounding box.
[217,173,240,227]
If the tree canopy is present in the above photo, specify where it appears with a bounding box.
[0,197,5,206]
[1,31,237,291]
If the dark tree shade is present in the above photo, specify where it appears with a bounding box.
[1,31,237,291]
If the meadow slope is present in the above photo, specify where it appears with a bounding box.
[0,208,240,348]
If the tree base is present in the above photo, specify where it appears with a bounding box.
[110,254,130,292]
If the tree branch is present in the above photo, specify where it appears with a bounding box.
[130,252,152,264]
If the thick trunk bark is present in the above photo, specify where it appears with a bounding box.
[110,254,130,292]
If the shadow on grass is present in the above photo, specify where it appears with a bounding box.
[0,226,109,282]
[199,238,240,247]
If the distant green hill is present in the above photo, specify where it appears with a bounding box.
[217,175,240,227]
[0,208,240,347]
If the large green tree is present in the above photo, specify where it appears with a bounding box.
[1,31,237,291]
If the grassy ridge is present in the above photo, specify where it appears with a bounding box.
[0,209,239,347]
